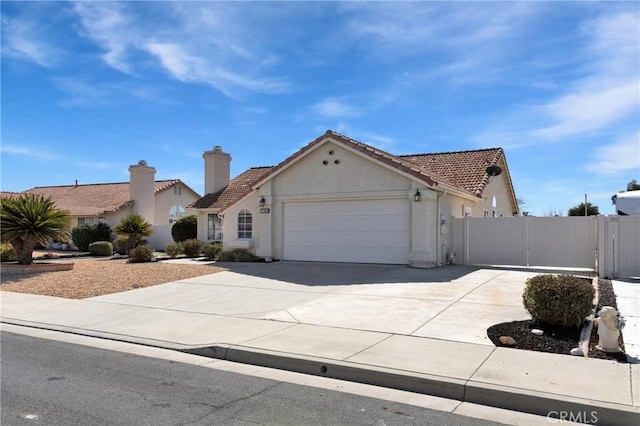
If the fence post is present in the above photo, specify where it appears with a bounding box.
[596,216,604,278]
[463,216,469,265]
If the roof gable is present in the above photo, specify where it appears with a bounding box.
[188,167,273,210]
[190,130,517,213]
[252,130,439,190]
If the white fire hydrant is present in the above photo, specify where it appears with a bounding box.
[594,306,625,353]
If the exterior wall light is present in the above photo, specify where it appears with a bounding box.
[414,189,421,202]
[259,196,266,207]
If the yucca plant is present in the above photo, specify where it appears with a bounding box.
[113,213,153,253]
[0,194,71,265]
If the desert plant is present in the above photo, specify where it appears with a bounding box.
[164,242,183,258]
[218,248,261,262]
[202,243,222,260]
[112,238,130,255]
[72,222,113,251]
[0,242,17,262]
[88,241,113,256]
[128,245,154,263]
[182,238,204,258]
[113,214,153,253]
[171,214,197,243]
[522,274,595,327]
[0,194,71,265]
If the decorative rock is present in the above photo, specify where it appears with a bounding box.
[499,336,517,346]
[531,329,544,336]
[570,347,584,356]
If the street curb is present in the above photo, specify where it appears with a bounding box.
[183,344,640,426]
[4,319,639,425]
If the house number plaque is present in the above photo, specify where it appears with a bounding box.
[260,208,270,214]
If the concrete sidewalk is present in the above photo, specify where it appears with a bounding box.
[1,263,638,425]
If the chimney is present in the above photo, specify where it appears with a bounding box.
[129,160,156,224]
[203,146,231,195]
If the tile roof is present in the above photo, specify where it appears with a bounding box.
[23,179,189,216]
[0,191,22,198]
[188,167,273,209]
[400,148,504,196]
[191,130,516,211]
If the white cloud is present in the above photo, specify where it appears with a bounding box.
[0,145,57,160]
[77,161,122,171]
[72,2,291,97]
[312,98,360,118]
[53,77,170,107]
[532,80,640,140]
[475,8,640,147]
[73,2,134,73]
[1,15,60,66]
[586,133,640,175]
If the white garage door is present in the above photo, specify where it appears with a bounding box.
[283,199,410,264]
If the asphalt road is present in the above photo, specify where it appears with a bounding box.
[0,331,502,426]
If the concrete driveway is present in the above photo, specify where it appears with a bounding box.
[88,261,535,346]
[4,261,639,424]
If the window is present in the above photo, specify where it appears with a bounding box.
[78,217,95,226]
[208,214,222,241]
[237,210,252,239]
[169,205,185,224]
[173,186,182,195]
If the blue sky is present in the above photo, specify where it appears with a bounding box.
[1,1,638,216]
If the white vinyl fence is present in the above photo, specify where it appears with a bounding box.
[451,215,639,279]
[598,215,640,279]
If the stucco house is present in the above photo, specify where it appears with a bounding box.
[22,161,200,249]
[189,130,518,267]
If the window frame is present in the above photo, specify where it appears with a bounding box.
[78,217,95,226]
[237,209,253,239]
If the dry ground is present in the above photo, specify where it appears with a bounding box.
[1,258,226,299]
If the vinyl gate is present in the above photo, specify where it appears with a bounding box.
[451,216,639,278]
[598,216,640,279]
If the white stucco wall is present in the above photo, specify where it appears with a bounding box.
[154,185,199,225]
[220,140,447,265]
[214,139,517,266]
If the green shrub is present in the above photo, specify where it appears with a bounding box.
[88,241,113,256]
[128,245,154,263]
[164,242,183,258]
[218,248,261,262]
[171,215,197,243]
[202,243,222,260]
[71,222,113,251]
[182,238,204,258]
[0,242,17,262]
[522,274,595,327]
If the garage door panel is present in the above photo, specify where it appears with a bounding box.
[283,199,410,264]
[284,245,407,264]
[285,214,408,232]
[284,230,409,247]
[286,201,406,216]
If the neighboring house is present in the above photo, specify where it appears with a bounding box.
[22,161,200,249]
[189,130,518,267]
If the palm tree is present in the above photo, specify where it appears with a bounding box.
[113,214,153,252]
[0,194,71,265]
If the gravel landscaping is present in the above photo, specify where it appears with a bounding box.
[1,257,226,299]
